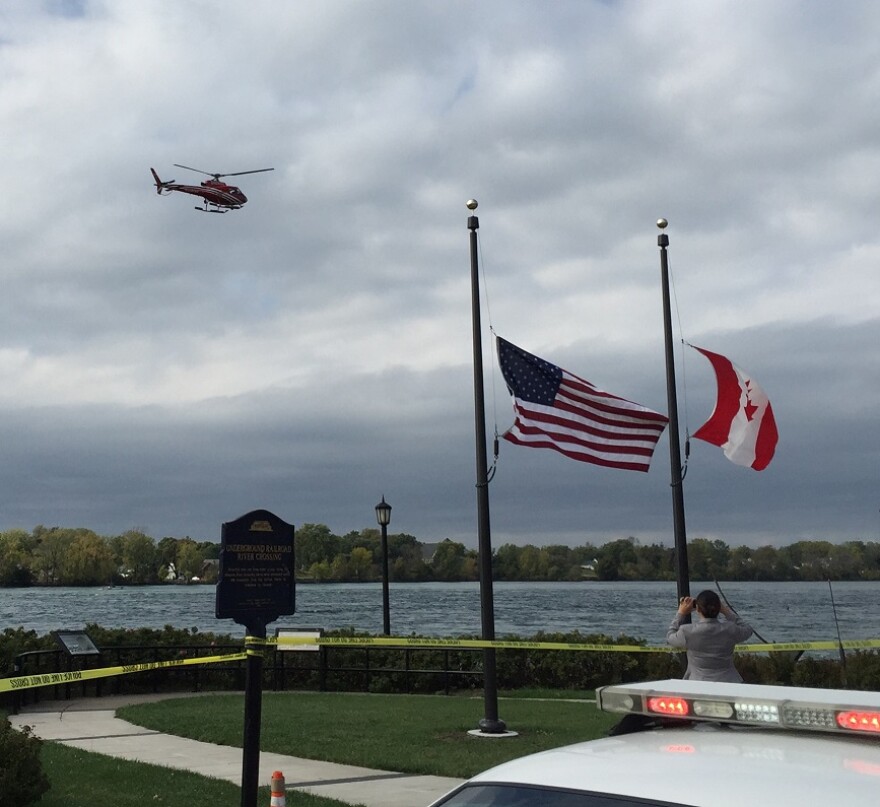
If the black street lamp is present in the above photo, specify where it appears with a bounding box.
[375,496,392,636]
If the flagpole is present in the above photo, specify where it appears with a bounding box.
[657,218,691,607]
[467,200,506,734]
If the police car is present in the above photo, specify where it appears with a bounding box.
[429,679,880,807]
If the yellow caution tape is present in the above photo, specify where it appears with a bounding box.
[261,635,880,653]
[737,639,880,653]
[0,652,247,694]
[310,636,653,651]
[6,635,879,694]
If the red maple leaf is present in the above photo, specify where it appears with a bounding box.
[743,380,758,421]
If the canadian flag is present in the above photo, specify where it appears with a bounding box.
[691,345,778,471]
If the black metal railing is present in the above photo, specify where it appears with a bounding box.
[5,643,485,713]
[5,638,863,714]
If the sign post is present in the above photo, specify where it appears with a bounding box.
[215,509,295,807]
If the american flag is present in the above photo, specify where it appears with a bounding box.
[497,336,668,472]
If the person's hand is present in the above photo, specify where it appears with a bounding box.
[678,596,695,615]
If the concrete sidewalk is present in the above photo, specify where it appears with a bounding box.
[9,694,463,807]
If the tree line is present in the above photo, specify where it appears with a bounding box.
[1,524,879,587]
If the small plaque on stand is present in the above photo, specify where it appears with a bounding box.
[52,630,101,657]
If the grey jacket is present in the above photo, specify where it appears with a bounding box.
[667,612,754,682]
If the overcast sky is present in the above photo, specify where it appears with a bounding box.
[1,1,877,549]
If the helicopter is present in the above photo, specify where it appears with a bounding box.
[150,164,274,212]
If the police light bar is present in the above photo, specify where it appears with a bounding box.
[596,679,880,737]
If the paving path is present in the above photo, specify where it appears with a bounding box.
[10,694,463,807]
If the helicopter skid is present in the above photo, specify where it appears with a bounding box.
[194,206,227,214]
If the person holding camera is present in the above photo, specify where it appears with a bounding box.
[667,589,754,682]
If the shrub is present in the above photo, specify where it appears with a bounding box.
[0,718,50,807]
[0,628,54,676]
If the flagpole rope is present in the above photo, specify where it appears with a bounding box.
[477,229,501,482]
[666,249,691,477]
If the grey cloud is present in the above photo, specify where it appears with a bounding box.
[0,1,877,549]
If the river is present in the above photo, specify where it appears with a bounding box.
[3,580,879,644]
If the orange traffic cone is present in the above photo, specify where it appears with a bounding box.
[270,770,286,807]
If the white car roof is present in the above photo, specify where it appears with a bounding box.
[463,725,880,806]
[442,680,880,807]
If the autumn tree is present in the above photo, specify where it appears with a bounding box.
[61,531,116,586]
[295,523,342,572]
[175,539,203,582]
[31,528,70,585]
[156,537,179,572]
[687,538,731,581]
[726,545,754,580]
[308,559,333,581]
[596,538,638,581]
[0,529,35,586]
[494,544,521,580]
[389,533,431,581]
[634,542,674,580]
[516,544,549,580]
[543,544,580,581]
[430,540,469,581]
[120,530,158,584]
[348,546,374,581]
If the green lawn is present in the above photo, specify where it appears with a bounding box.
[16,690,618,806]
[118,690,619,779]
[37,743,344,807]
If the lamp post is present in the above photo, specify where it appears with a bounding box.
[375,496,392,636]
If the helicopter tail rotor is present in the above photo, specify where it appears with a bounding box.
[150,168,175,194]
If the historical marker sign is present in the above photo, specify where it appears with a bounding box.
[215,509,295,628]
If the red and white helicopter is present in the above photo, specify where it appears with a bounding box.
[150,164,274,212]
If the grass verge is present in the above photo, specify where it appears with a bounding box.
[119,691,619,779]
[37,742,345,807]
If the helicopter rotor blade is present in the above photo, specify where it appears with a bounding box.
[171,164,273,180]
[220,168,275,178]
[173,164,218,178]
